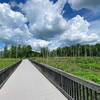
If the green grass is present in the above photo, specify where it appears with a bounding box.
[33,57,100,84]
[0,58,20,70]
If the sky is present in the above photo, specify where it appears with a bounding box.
[0,0,100,50]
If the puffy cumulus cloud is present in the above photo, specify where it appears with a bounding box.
[21,0,99,50]
[0,3,31,43]
[64,15,99,43]
[0,2,50,50]
[22,0,67,40]
[60,15,90,41]
[68,0,100,10]
[49,15,99,49]
[0,1,99,51]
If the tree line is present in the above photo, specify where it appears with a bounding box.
[0,43,100,58]
[0,45,33,58]
[41,44,100,58]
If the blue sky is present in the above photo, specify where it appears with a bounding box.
[0,0,100,50]
[0,0,26,3]
[0,0,98,21]
[0,42,5,48]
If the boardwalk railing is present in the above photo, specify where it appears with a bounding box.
[0,60,22,88]
[30,60,100,100]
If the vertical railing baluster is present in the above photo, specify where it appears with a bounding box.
[61,75,63,89]
[90,89,93,100]
[72,81,74,98]
[66,78,68,93]
[68,79,70,95]
[94,91,97,100]
[79,84,82,100]
[63,77,65,90]
[82,86,85,100]
[86,87,89,100]
[65,78,67,92]
[97,93,100,100]
[67,78,69,94]
[69,79,71,95]
[74,82,77,100]
[76,83,79,100]
[69,79,71,96]
[70,80,73,97]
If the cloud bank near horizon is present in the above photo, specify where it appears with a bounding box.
[0,0,99,50]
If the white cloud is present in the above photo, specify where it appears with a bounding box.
[49,15,99,49]
[0,2,50,50]
[64,15,99,43]
[90,19,100,34]
[25,39,50,51]
[0,3,31,44]
[0,1,99,51]
[68,0,100,10]
[54,0,67,14]
[22,0,67,40]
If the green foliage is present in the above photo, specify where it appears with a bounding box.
[0,59,19,69]
[32,51,41,57]
[33,57,100,84]
[4,45,9,58]
[41,44,100,57]
[41,47,49,58]
[1,45,33,58]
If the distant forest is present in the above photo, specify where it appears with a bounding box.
[41,44,100,57]
[0,45,33,58]
[0,43,100,58]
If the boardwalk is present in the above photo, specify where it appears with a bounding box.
[0,59,67,100]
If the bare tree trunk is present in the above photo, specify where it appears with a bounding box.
[85,46,87,57]
[16,45,18,58]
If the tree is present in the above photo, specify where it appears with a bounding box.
[41,47,49,58]
[3,44,33,58]
[4,45,9,58]
[26,45,32,57]
[10,45,16,58]
[44,44,100,57]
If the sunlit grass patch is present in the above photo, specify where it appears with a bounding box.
[0,59,20,70]
[33,57,100,84]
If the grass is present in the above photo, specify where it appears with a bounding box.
[0,58,20,70]
[33,57,100,84]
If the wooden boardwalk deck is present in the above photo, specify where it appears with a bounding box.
[0,59,67,100]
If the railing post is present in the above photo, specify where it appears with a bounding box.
[97,93,100,100]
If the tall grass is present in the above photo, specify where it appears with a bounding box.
[33,57,100,84]
[0,59,20,70]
